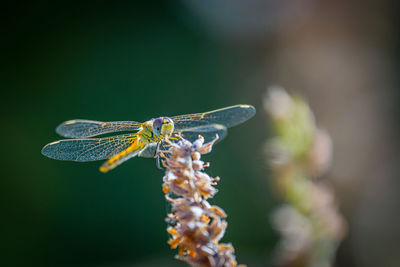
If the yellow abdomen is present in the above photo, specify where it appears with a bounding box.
[99,133,147,173]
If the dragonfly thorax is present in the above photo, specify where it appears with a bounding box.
[152,117,174,138]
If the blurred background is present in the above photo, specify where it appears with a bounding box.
[2,1,399,266]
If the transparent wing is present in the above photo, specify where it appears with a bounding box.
[41,134,138,162]
[138,142,158,158]
[56,119,141,138]
[171,104,255,131]
[179,124,227,144]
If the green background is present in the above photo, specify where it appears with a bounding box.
[3,2,276,266]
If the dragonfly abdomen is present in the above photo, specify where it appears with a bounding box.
[99,134,145,172]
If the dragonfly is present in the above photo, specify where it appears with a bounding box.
[41,104,256,172]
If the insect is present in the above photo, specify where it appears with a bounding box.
[41,104,256,172]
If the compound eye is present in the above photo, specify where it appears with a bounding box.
[152,118,163,136]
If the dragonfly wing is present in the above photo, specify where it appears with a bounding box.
[138,143,158,158]
[178,124,227,144]
[171,104,255,131]
[56,120,141,138]
[41,134,138,162]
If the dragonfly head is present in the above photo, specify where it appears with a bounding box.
[152,117,174,138]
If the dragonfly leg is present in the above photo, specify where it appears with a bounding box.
[153,141,161,157]
[154,141,163,169]
[156,154,162,169]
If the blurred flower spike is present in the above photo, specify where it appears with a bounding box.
[160,135,245,267]
[264,86,347,267]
